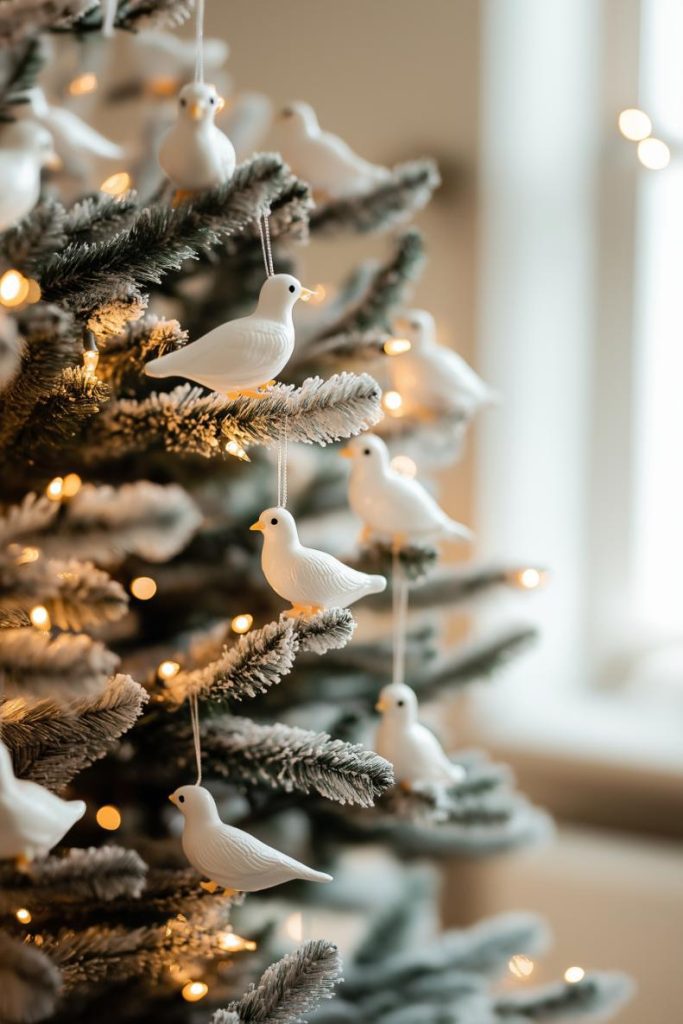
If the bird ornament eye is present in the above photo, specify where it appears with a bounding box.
[180,97,187,107]
[363,448,371,456]
[397,699,405,707]
[178,794,185,803]
[209,96,216,105]
[270,517,278,526]
[288,284,295,293]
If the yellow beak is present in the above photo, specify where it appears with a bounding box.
[190,102,203,120]
[168,794,176,805]
[45,153,62,172]
[299,287,316,303]
[375,699,387,712]
[216,96,226,112]
[340,446,353,459]
[249,521,263,532]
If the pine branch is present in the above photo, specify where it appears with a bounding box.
[0,38,44,116]
[0,308,20,388]
[355,539,438,583]
[0,627,119,698]
[368,564,546,611]
[219,939,342,1024]
[0,492,57,547]
[33,481,202,565]
[37,156,310,313]
[1,674,148,790]
[0,932,61,1024]
[54,0,195,35]
[165,610,355,705]
[309,160,440,235]
[495,973,635,1021]
[97,315,188,395]
[82,373,382,463]
[202,714,393,807]
[417,626,539,696]
[0,0,92,45]
[64,193,139,244]
[0,846,148,911]
[0,202,68,275]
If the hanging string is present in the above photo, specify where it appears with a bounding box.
[392,549,409,686]
[189,691,203,786]
[277,417,289,508]
[194,0,205,83]
[258,210,274,278]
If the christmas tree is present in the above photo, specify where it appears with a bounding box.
[0,4,633,1024]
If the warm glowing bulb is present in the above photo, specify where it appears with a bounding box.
[383,338,412,356]
[284,911,304,942]
[100,171,132,196]
[68,72,98,96]
[308,284,328,305]
[182,981,208,1002]
[61,473,82,498]
[637,137,670,170]
[382,390,404,416]
[30,606,50,630]
[231,613,253,635]
[46,477,64,500]
[225,439,250,462]
[217,931,257,952]
[618,108,652,142]
[0,270,29,308]
[82,349,99,377]
[25,279,41,304]
[15,908,31,924]
[564,966,585,984]
[17,546,40,564]
[158,660,181,681]
[390,454,417,478]
[515,568,543,590]
[508,954,534,979]
[96,805,122,831]
[148,75,180,97]
[130,576,157,600]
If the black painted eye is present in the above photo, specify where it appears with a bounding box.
[180,98,187,107]
[288,284,295,293]
[397,700,405,707]
[271,517,278,526]
[363,448,371,456]
[178,794,185,803]
[210,96,215,104]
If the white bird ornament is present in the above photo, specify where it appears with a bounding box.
[374,682,466,790]
[0,738,85,866]
[275,101,390,200]
[389,309,497,418]
[145,273,314,397]
[0,120,57,232]
[342,433,473,547]
[169,783,332,892]
[158,81,235,201]
[250,506,387,617]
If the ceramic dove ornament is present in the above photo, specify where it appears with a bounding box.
[250,506,386,617]
[0,737,85,865]
[0,120,57,231]
[158,81,235,198]
[275,101,390,199]
[342,433,473,547]
[169,784,332,891]
[389,309,497,417]
[145,273,315,397]
[374,683,466,790]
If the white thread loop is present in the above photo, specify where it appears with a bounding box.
[277,417,289,508]
[258,211,274,278]
[189,692,203,786]
[194,0,205,83]
[392,550,409,686]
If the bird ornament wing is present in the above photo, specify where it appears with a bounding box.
[294,548,370,600]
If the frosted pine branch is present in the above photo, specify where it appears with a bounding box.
[0,932,61,1024]
[82,373,382,463]
[367,564,547,610]
[1,674,148,790]
[356,539,438,583]
[64,192,139,244]
[418,626,538,696]
[218,939,342,1024]
[0,0,92,44]
[56,0,196,34]
[97,315,188,394]
[0,846,147,912]
[0,627,119,698]
[0,202,67,272]
[494,973,635,1021]
[165,610,355,704]
[0,37,44,115]
[0,492,57,547]
[202,714,393,806]
[310,160,440,235]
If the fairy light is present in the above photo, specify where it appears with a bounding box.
[231,613,253,635]
[30,605,50,630]
[62,473,82,498]
[637,137,670,170]
[382,390,404,416]
[158,660,181,681]
[45,477,64,500]
[25,279,41,304]
[217,931,257,953]
[618,108,652,142]
[130,576,157,600]
[508,954,534,979]
[182,981,208,1003]
[225,440,251,462]
[390,454,417,478]
[284,911,304,942]
[511,567,546,590]
[0,270,30,308]
[15,908,32,924]
[82,330,100,379]
[148,75,180,97]
[68,72,98,96]
[96,805,122,831]
[383,337,412,356]
[564,966,585,984]
[17,546,40,564]
[100,171,132,197]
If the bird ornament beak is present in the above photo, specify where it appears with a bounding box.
[249,521,264,532]
[299,287,316,303]
[190,101,204,120]
[45,152,62,172]
[339,446,353,459]
[375,698,387,712]
[216,95,226,112]
[168,793,177,805]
